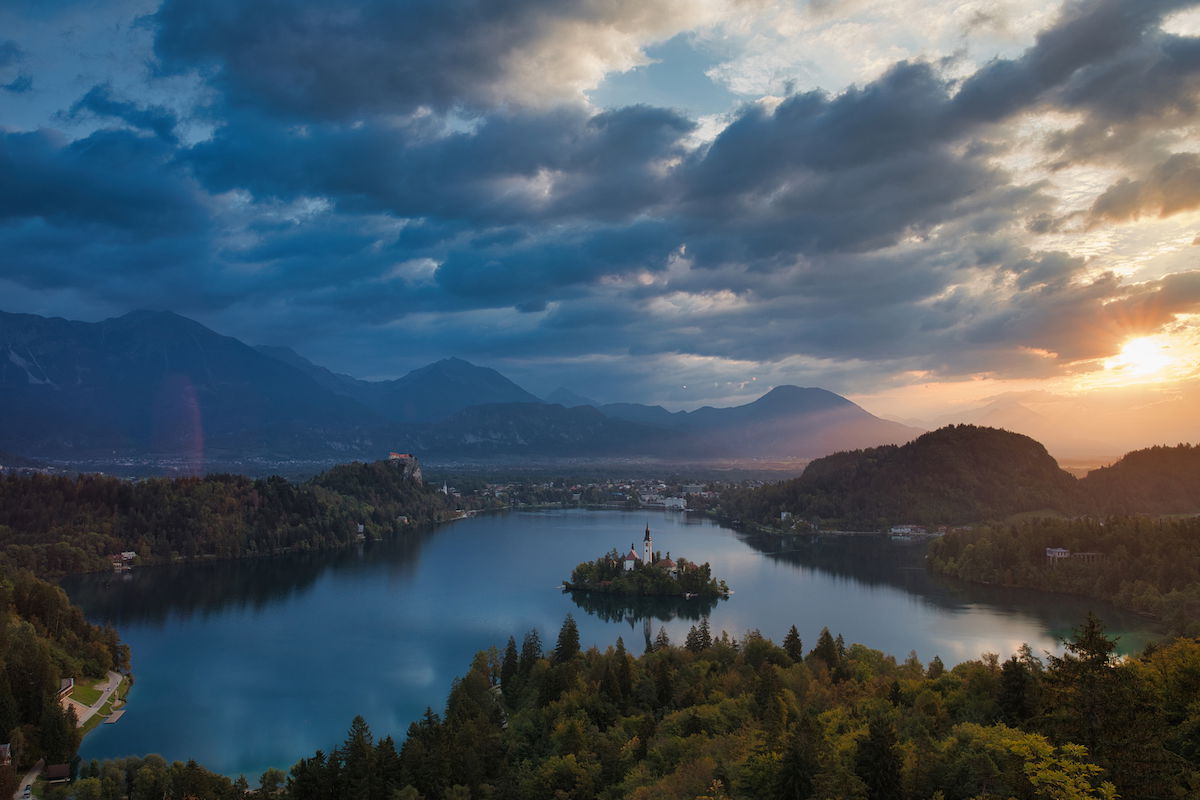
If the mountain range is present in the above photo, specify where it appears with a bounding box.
[0,309,920,467]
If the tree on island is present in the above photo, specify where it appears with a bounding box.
[565,547,729,598]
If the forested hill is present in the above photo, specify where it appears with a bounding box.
[0,566,129,787]
[1078,443,1200,514]
[0,458,451,576]
[720,425,1083,528]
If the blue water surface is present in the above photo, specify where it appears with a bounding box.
[61,508,1159,777]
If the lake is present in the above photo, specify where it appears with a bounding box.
[61,508,1160,778]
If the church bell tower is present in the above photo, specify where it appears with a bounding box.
[643,523,652,565]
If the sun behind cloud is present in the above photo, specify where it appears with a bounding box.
[1105,336,1175,379]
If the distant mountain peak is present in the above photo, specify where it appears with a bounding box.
[382,356,543,423]
[108,308,218,337]
[752,385,852,409]
[406,357,484,377]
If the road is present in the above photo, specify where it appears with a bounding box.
[64,670,123,728]
[12,759,41,800]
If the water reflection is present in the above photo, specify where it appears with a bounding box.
[566,589,723,652]
[731,529,1160,653]
[566,588,721,624]
[60,527,435,626]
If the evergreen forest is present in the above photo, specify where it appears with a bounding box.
[38,615,1200,800]
[928,515,1200,635]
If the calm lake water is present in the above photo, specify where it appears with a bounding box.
[61,508,1160,778]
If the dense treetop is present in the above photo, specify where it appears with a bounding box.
[929,515,1200,635]
[566,550,729,598]
[45,615,1200,799]
[1079,443,1200,515]
[0,459,451,576]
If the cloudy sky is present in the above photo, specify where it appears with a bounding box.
[2,0,1199,449]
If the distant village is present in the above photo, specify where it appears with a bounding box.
[431,474,725,514]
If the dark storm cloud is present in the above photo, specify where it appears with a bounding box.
[180,56,1037,285]
[67,84,178,141]
[3,0,1199,390]
[433,221,680,304]
[0,128,204,235]
[186,104,692,227]
[0,126,224,310]
[151,0,710,118]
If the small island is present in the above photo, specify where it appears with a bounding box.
[563,524,730,598]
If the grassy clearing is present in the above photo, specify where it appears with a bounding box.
[70,677,104,706]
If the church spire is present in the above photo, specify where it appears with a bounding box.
[643,523,652,565]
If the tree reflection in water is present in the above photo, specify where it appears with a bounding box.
[566,588,724,652]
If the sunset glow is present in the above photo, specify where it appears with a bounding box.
[1106,337,1175,379]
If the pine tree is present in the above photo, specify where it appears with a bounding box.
[654,627,671,650]
[1045,613,1118,754]
[340,716,375,800]
[855,716,903,800]
[811,627,838,670]
[500,636,518,690]
[998,655,1032,724]
[553,615,580,664]
[776,713,820,800]
[698,617,712,649]
[685,619,712,653]
[782,625,803,663]
[519,629,542,673]
[615,638,633,701]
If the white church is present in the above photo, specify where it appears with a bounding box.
[621,524,678,577]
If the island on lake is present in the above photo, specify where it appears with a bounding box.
[563,524,730,598]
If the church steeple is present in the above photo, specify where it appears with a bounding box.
[643,523,652,564]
